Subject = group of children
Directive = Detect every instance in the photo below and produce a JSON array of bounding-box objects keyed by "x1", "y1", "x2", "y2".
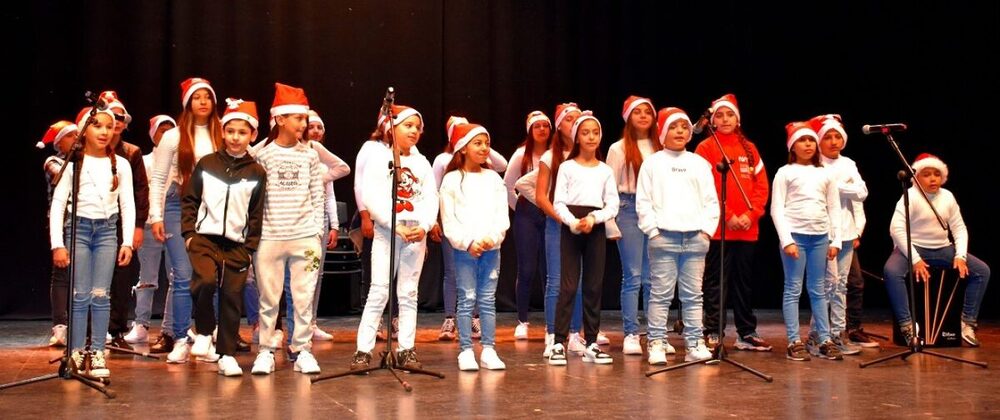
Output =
[{"x1": 43, "y1": 83, "x2": 990, "y2": 378}]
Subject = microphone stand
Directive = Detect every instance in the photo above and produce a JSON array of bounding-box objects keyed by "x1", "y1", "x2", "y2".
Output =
[
  {"x1": 1, "y1": 95, "x2": 116, "y2": 397},
  {"x1": 648, "y1": 109, "x2": 772, "y2": 382},
  {"x1": 859, "y1": 132, "x2": 985, "y2": 369},
  {"x1": 312, "y1": 89, "x2": 444, "y2": 391}
]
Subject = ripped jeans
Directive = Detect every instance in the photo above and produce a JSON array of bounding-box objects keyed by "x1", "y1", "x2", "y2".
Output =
[
  {"x1": 455, "y1": 248, "x2": 501, "y2": 351},
  {"x1": 66, "y1": 214, "x2": 120, "y2": 351}
]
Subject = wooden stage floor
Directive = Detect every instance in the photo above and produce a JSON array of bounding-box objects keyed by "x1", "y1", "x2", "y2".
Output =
[{"x1": 0, "y1": 311, "x2": 996, "y2": 419}]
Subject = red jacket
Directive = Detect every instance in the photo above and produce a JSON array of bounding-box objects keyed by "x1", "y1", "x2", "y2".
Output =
[{"x1": 694, "y1": 132, "x2": 769, "y2": 241}]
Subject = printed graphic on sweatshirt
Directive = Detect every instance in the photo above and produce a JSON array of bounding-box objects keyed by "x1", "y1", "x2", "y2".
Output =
[
  {"x1": 395, "y1": 167, "x2": 422, "y2": 213},
  {"x1": 275, "y1": 161, "x2": 301, "y2": 189}
]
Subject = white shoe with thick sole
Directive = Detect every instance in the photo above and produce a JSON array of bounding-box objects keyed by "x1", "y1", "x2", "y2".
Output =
[
  {"x1": 166, "y1": 337, "x2": 190, "y2": 364},
  {"x1": 647, "y1": 339, "x2": 668, "y2": 365},
  {"x1": 190, "y1": 334, "x2": 212, "y2": 357},
  {"x1": 293, "y1": 350, "x2": 321, "y2": 374},
  {"x1": 480, "y1": 347, "x2": 506, "y2": 370},
  {"x1": 623, "y1": 334, "x2": 643, "y2": 355},
  {"x1": 311, "y1": 325, "x2": 334, "y2": 341},
  {"x1": 218, "y1": 355, "x2": 243, "y2": 377},
  {"x1": 542, "y1": 333, "x2": 555, "y2": 358},
  {"x1": 567, "y1": 333, "x2": 587, "y2": 354},
  {"x1": 514, "y1": 322, "x2": 529, "y2": 340},
  {"x1": 123, "y1": 323, "x2": 149, "y2": 344},
  {"x1": 251, "y1": 351, "x2": 275, "y2": 375},
  {"x1": 458, "y1": 349, "x2": 479, "y2": 371}
]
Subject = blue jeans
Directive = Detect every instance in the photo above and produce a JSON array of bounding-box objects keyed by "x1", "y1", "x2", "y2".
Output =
[
  {"x1": 163, "y1": 184, "x2": 194, "y2": 338},
  {"x1": 441, "y1": 234, "x2": 457, "y2": 317},
  {"x1": 826, "y1": 240, "x2": 855, "y2": 335},
  {"x1": 544, "y1": 218, "x2": 582, "y2": 334},
  {"x1": 616, "y1": 193, "x2": 651, "y2": 336},
  {"x1": 884, "y1": 246, "x2": 991, "y2": 327},
  {"x1": 66, "y1": 215, "x2": 119, "y2": 351},
  {"x1": 646, "y1": 230, "x2": 709, "y2": 347},
  {"x1": 513, "y1": 198, "x2": 546, "y2": 322},
  {"x1": 780, "y1": 233, "x2": 831, "y2": 343},
  {"x1": 135, "y1": 223, "x2": 173, "y2": 328},
  {"x1": 245, "y1": 272, "x2": 259, "y2": 326},
  {"x1": 455, "y1": 249, "x2": 500, "y2": 350}
]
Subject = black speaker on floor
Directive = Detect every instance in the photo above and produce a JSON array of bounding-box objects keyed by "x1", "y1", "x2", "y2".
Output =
[{"x1": 318, "y1": 234, "x2": 363, "y2": 316}]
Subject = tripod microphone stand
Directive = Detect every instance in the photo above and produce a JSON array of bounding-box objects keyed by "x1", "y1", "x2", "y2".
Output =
[
  {"x1": 1, "y1": 92, "x2": 115, "y2": 398},
  {"x1": 312, "y1": 88, "x2": 444, "y2": 391},
  {"x1": 647, "y1": 108, "x2": 772, "y2": 382},
  {"x1": 859, "y1": 131, "x2": 985, "y2": 369}
]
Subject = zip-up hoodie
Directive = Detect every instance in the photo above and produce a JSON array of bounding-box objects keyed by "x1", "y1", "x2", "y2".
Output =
[{"x1": 181, "y1": 150, "x2": 267, "y2": 250}]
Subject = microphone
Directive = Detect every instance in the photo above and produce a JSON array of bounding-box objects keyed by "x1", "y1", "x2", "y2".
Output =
[
  {"x1": 380, "y1": 87, "x2": 395, "y2": 116},
  {"x1": 862, "y1": 123, "x2": 907, "y2": 135},
  {"x1": 85, "y1": 91, "x2": 108, "y2": 111},
  {"x1": 692, "y1": 108, "x2": 712, "y2": 134}
]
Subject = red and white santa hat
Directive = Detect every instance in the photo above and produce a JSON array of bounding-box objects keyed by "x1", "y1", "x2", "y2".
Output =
[
  {"x1": 554, "y1": 102, "x2": 581, "y2": 129},
  {"x1": 179, "y1": 77, "x2": 216, "y2": 108},
  {"x1": 147, "y1": 115, "x2": 177, "y2": 141},
  {"x1": 570, "y1": 111, "x2": 601, "y2": 143},
  {"x1": 912, "y1": 153, "x2": 949, "y2": 184},
  {"x1": 221, "y1": 98, "x2": 259, "y2": 131},
  {"x1": 450, "y1": 121, "x2": 489, "y2": 153},
  {"x1": 99, "y1": 90, "x2": 132, "y2": 124},
  {"x1": 37, "y1": 120, "x2": 78, "y2": 150},
  {"x1": 270, "y1": 83, "x2": 310, "y2": 116},
  {"x1": 785, "y1": 121, "x2": 818, "y2": 151},
  {"x1": 808, "y1": 114, "x2": 848, "y2": 149},
  {"x1": 621, "y1": 95, "x2": 654, "y2": 122},
  {"x1": 308, "y1": 110, "x2": 324, "y2": 128},
  {"x1": 710, "y1": 93, "x2": 741, "y2": 123},
  {"x1": 377, "y1": 104, "x2": 424, "y2": 133},
  {"x1": 446, "y1": 116, "x2": 469, "y2": 140},
  {"x1": 655, "y1": 107, "x2": 692, "y2": 145},
  {"x1": 75, "y1": 106, "x2": 116, "y2": 131},
  {"x1": 525, "y1": 111, "x2": 550, "y2": 134}
]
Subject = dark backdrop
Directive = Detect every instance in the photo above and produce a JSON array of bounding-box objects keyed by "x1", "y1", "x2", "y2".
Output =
[{"x1": 4, "y1": 1, "x2": 997, "y2": 320}]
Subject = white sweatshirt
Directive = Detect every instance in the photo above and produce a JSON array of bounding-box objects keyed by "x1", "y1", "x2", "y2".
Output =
[
  {"x1": 148, "y1": 125, "x2": 216, "y2": 223},
  {"x1": 502, "y1": 146, "x2": 543, "y2": 210},
  {"x1": 353, "y1": 140, "x2": 420, "y2": 213},
  {"x1": 635, "y1": 149, "x2": 720, "y2": 238},
  {"x1": 606, "y1": 138, "x2": 655, "y2": 194},
  {"x1": 439, "y1": 169, "x2": 510, "y2": 252},
  {"x1": 431, "y1": 149, "x2": 508, "y2": 189},
  {"x1": 821, "y1": 154, "x2": 868, "y2": 241},
  {"x1": 890, "y1": 187, "x2": 968, "y2": 263},
  {"x1": 50, "y1": 155, "x2": 136, "y2": 249},
  {"x1": 362, "y1": 147, "x2": 438, "y2": 233},
  {"x1": 770, "y1": 163, "x2": 843, "y2": 249},
  {"x1": 255, "y1": 141, "x2": 326, "y2": 241},
  {"x1": 553, "y1": 159, "x2": 619, "y2": 228}
]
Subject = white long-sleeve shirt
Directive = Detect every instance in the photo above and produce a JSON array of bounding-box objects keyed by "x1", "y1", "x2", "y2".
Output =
[
  {"x1": 353, "y1": 140, "x2": 420, "y2": 213},
  {"x1": 148, "y1": 125, "x2": 216, "y2": 223},
  {"x1": 503, "y1": 146, "x2": 543, "y2": 210},
  {"x1": 255, "y1": 141, "x2": 326, "y2": 240},
  {"x1": 50, "y1": 155, "x2": 136, "y2": 249},
  {"x1": 362, "y1": 148, "x2": 438, "y2": 233},
  {"x1": 770, "y1": 163, "x2": 843, "y2": 249},
  {"x1": 821, "y1": 155, "x2": 867, "y2": 241},
  {"x1": 553, "y1": 159, "x2": 619, "y2": 228},
  {"x1": 431, "y1": 149, "x2": 508, "y2": 189},
  {"x1": 439, "y1": 169, "x2": 510, "y2": 252},
  {"x1": 635, "y1": 149, "x2": 720, "y2": 238},
  {"x1": 890, "y1": 187, "x2": 967, "y2": 263},
  {"x1": 309, "y1": 140, "x2": 351, "y2": 183},
  {"x1": 606, "y1": 138, "x2": 655, "y2": 194}
]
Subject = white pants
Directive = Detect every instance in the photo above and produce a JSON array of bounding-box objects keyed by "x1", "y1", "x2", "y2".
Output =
[
  {"x1": 356, "y1": 224, "x2": 426, "y2": 353},
  {"x1": 255, "y1": 236, "x2": 321, "y2": 353}
]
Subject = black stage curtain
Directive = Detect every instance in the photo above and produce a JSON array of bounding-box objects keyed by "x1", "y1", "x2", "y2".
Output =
[{"x1": 4, "y1": 1, "x2": 997, "y2": 318}]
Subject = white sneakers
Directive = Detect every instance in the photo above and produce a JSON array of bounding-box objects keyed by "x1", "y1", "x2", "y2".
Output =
[
  {"x1": 596, "y1": 331, "x2": 610, "y2": 345},
  {"x1": 548, "y1": 343, "x2": 567, "y2": 366},
  {"x1": 191, "y1": 334, "x2": 213, "y2": 357},
  {"x1": 166, "y1": 337, "x2": 191, "y2": 364},
  {"x1": 293, "y1": 350, "x2": 321, "y2": 374},
  {"x1": 647, "y1": 339, "x2": 668, "y2": 365},
  {"x1": 567, "y1": 332, "x2": 587, "y2": 354},
  {"x1": 218, "y1": 355, "x2": 243, "y2": 377},
  {"x1": 623, "y1": 334, "x2": 643, "y2": 355},
  {"x1": 251, "y1": 351, "x2": 276, "y2": 375},
  {"x1": 582, "y1": 343, "x2": 613, "y2": 364},
  {"x1": 514, "y1": 322, "x2": 529, "y2": 340},
  {"x1": 458, "y1": 349, "x2": 479, "y2": 371},
  {"x1": 311, "y1": 325, "x2": 334, "y2": 341},
  {"x1": 49, "y1": 325, "x2": 67, "y2": 347},
  {"x1": 684, "y1": 340, "x2": 713, "y2": 362},
  {"x1": 123, "y1": 323, "x2": 149, "y2": 344},
  {"x1": 542, "y1": 333, "x2": 555, "y2": 358},
  {"x1": 480, "y1": 347, "x2": 506, "y2": 370}
]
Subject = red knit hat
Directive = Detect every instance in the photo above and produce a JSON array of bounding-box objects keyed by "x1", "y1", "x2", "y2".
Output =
[
  {"x1": 554, "y1": 102, "x2": 581, "y2": 129},
  {"x1": 179, "y1": 77, "x2": 216, "y2": 108},
  {"x1": 98, "y1": 90, "x2": 132, "y2": 124},
  {"x1": 270, "y1": 83, "x2": 310, "y2": 116},
  {"x1": 221, "y1": 98, "x2": 259, "y2": 131},
  {"x1": 148, "y1": 115, "x2": 177, "y2": 141},
  {"x1": 785, "y1": 121, "x2": 818, "y2": 151},
  {"x1": 570, "y1": 111, "x2": 601, "y2": 143},
  {"x1": 710, "y1": 93, "x2": 740, "y2": 123},
  {"x1": 809, "y1": 114, "x2": 848, "y2": 149},
  {"x1": 525, "y1": 110, "x2": 550, "y2": 134},
  {"x1": 37, "y1": 120, "x2": 78, "y2": 150},
  {"x1": 912, "y1": 153, "x2": 949, "y2": 184},
  {"x1": 377, "y1": 104, "x2": 423, "y2": 133},
  {"x1": 621, "y1": 96, "x2": 654, "y2": 122},
  {"x1": 655, "y1": 107, "x2": 692, "y2": 145},
  {"x1": 450, "y1": 122, "x2": 489, "y2": 153},
  {"x1": 445, "y1": 116, "x2": 469, "y2": 140}
]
